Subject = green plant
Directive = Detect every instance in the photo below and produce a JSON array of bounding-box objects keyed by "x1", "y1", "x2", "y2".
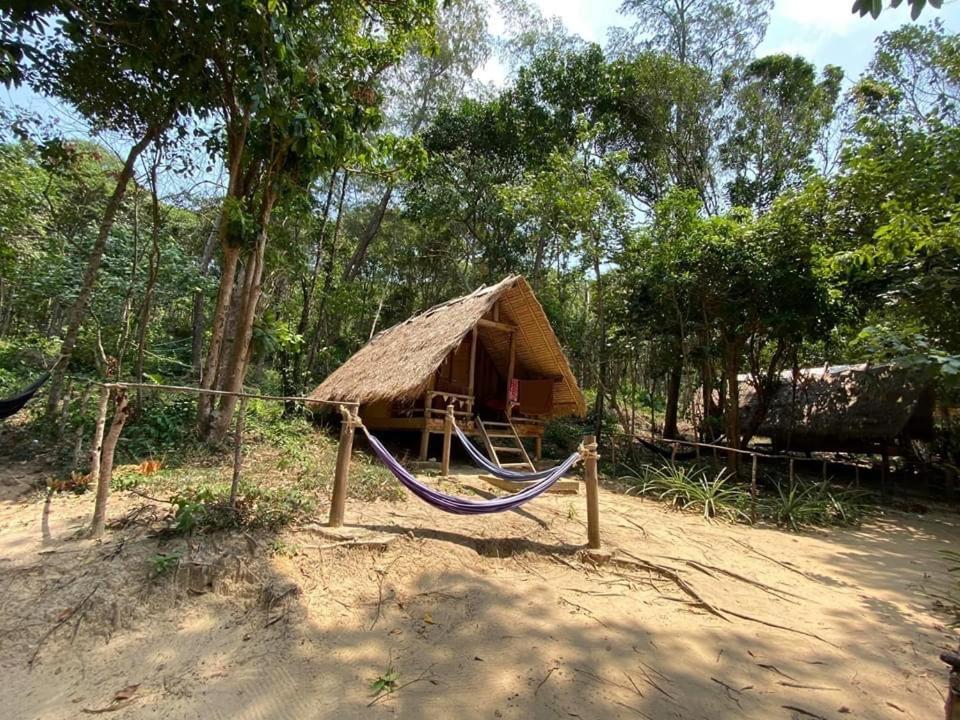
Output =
[
  {"x1": 370, "y1": 665, "x2": 400, "y2": 699},
  {"x1": 763, "y1": 480, "x2": 869, "y2": 530},
  {"x1": 628, "y1": 462, "x2": 749, "y2": 521},
  {"x1": 149, "y1": 552, "x2": 181, "y2": 576}
]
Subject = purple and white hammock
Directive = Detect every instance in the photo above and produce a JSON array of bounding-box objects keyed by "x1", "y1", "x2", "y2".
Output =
[
  {"x1": 453, "y1": 424, "x2": 558, "y2": 481},
  {"x1": 361, "y1": 426, "x2": 581, "y2": 515}
]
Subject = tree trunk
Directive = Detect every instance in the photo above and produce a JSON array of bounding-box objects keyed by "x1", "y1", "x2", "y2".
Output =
[
  {"x1": 663, "y1": 361, "x2": 682, "y2": 439},
  {"x1": 47, "y1": 127, "x2": 160, "y2": 416},
  {"x1": 341, "y1": 185, "x2": 392, "y2": 282},
  {"x1": 190, "y1": 222, "x2": 220, "y2": 379},
  {"x1": 90, "y1": 389, "x2": 130, "y2": 538},
  {"x1": 208, "y1": 186, "x2": 278, "y2": 442},
  {"x1": 592, "y1": 240, "x2": 606, "y2": 441},
  {"x1": 197, "y1": 243, "x2": 240, "y2": 434},
  {"x1": 133, "y1": 157, "x2": 163, "y2": 406},
  {"x1": 306, "y1": 171, "x2": 349, "y2": 376},
  {"x1": 290, "y1": 170, "x2": 338, "y2": 394},
  {"x1": 723, "y1": 339, "x2": 741, "y2": 474}
]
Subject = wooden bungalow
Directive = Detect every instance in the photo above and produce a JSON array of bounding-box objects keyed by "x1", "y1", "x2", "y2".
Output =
[
  {"x1": 738, "y1": 363, "x2": 937, "y2": 455},
  {"x1": 309, "y1": 276, "x2": 586, "y2": 470}
]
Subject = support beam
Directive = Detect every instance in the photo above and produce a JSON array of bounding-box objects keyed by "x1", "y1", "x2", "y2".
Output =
[
  {"x1": 505, "y1": 331, "x2": 516, "y2": 414},
  {"x1": 584, "y1": 434, "x2": 600, "y2": 549},
  {"x1": 477, "y1": 318, "x2": 516, "y2": 334},
  {"x1": 467, "y1": 326, "x2": 478, "y2": 399},
  {"x1": 329, "y1": 406, "x2": 356, "y2": 527}
]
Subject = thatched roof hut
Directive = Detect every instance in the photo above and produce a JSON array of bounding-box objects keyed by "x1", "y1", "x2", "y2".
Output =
[
  {"x1": 309, "y1": 276, "x2": 585, "y2": 418},
  {"x1": 740, "y1": 363, "x2": 936, "y2": 452}
]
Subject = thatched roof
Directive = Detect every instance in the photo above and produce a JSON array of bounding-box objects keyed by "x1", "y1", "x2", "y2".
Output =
[
  {"x1": 740, "y1": 363, "x2": 936, "y2": 448},
  {"x1": 309, "y1": 276, "x2": 586, "y2": 417}
]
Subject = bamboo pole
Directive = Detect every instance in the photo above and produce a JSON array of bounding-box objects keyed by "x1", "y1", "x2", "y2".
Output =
[
  {"x1": 584, "y1": 434, "x2": 600, "y2": 549},
  {"x1": 328, "y1": 406, "x2": 356, "y2": 527},
  {"x1": 441, "y1": 403, "x2": 454, "y2": 478},
  {"x1": 229, "y1": 394, "x2": 248, "y2": 508},
  {"x1": 97, "y1": 380, "x2": 356, "y2": 408},
  {"x1": 88, "y1": 385, "x2": 110, "y2": 487},
  {"x1": 750, "y1": 454, "x2": 758, "y2": 524}
]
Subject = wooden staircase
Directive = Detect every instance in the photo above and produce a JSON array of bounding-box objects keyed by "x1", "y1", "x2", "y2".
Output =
[{"x1": 475, "y1": 418, "x2": 536, "y2": 472}]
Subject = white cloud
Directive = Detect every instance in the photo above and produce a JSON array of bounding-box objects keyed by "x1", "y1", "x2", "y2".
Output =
[
  {"x1": 774, "y1": 0, "x2": 858, "y2": 34},
  {"x1": 530, "y1": 0, "x2": 598, "y2": 42}
]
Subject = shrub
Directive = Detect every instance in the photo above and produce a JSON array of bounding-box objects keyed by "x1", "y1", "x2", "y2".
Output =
[
  {"x1": 762, "y1": 480, "x2": 869, "y2": 530},
  {"x1": 625, "y1": 462, "x2": 749, "y2": 521}
]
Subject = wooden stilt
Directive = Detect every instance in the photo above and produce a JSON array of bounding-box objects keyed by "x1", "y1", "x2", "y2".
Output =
[
  {"x1": 789, "y1": 458, "x2": 795, "y2": 485},
  {"x1": 441, "y1": 403, "x2": 454, "y2": 478},
  {"x1": 584, "y1": 434, "x2": 600, "y2": 549},
  {"x1": 750, "y1": 454, "x2": 758, "y2": 524},
  {"x1": 229, "y1": 394, "x2": 248, "y2": 508},
  {"x1": 419, "y1": 427, "x2": 430, "y2": 461},
  {"x1": 328, "y1": 406, "x2": 356, "y2": 528},
  {"x1": 88, "y1": 385, "x2": 110, "y2": 487},
  {"x1": 534, "y1": 435, "x2": 542, "y2": 462},
  {"x1": 671, "y1": 443, "x2": 677, "y2": 462},
  {"x1": 822, "y1": 460, "x2": 827, "y2": 483}
]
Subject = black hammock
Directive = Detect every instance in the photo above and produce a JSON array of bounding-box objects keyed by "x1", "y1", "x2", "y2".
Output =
[
  {"x1": 633, "y1": 435, "x2": 700, "y2": 461},
  {"x1": 0, "y1": 373, "x2": 50, "y2": 420}
]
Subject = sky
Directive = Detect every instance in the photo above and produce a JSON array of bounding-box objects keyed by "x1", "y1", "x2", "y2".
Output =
[
  {"x1": 477, "y1": 0, "x2": 960, "y2": 87},
  {"x1": 3, "y1": 0, "x2": 957, "y2": 199}
]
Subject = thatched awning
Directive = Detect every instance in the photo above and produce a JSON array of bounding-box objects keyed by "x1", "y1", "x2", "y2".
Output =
[
  {"x1": 740, "y1": 363, "x2": 936, "y2": 447},
  {"x1": 308, "y1": 276, "x2": 586, "y2": 417}
]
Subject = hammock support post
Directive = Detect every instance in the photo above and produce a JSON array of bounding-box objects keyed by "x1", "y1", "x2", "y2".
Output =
[
  {"x1": 329, "y1": 406, "x2": 356, "y2": 527},
  {"x1": 583, "y1": 434, "x2": 600, "y2": 549},
  {"x1": 441, "y1": 403, "x2": 454, "y2": 478}
]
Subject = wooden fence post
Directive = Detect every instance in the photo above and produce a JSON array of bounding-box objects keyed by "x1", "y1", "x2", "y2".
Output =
[
  {"x1": 750, "y1": 453, "x2": 758, "y2": 524},
  {"x1": 229, "y1": 394, "x2": 248, "y2": 508},
  {"x1": 441, "y1": 403, "x2": 454, "y2": 478},
  {"x1": 328, "y1": 406, "x2": 356, "y2": 528},
  {"x1": 584, "y1": 434, "x2": 601, "y2": 550},
  {"x1": 91, "y1": 388, "x2": 129, "y2": 538},
  {"x1": 88, "y1": 385, "x2": 110, "y2": 487}
]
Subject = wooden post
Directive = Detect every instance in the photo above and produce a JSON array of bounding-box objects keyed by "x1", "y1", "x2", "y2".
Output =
[
  {"x1": 229, "y1": 394, "x2": 248, "y2": 508},
  {"x1": 328, "y1": 406, "x2": 356, "y2": 527},
  {"x1": 695, "y1": 443, "x2": 701, "y2": 461},
  {"x1": 789, "y1": 458, "x2": 795, "y2": 485},
  {"x1": 91, "y1": 388, "x2": 129, "y2": 538},
  {"x1": 750, "y1": 454, "x2": 758, "y2": 524},
  {"x1": 88, "y1": 385, "x2": 110, "y2": 487},
  {"x1": 441, "y1": 403, "x2": 454, "y2": 478},
  {"x1": 670, "y1": 443, "x2": 677, "y2": 462},
  {"x1": 584, "y1": 434, "x2": 601, "y2": 549},
  {"x1": 505, "y1": 331, "x2": 516, "y2": 414},
  {"x1": 822, "y1": 460, "x2": 827, "y2": 483},
  {"x1": 534, "y1": 435, "x2": 542, "y2": 461},
  {"x1": 855, "y1": 465, "x2": 861, "y2": 488},
  {"x1": 467, "y1": 326, "x2": 478, "y2": 399}
]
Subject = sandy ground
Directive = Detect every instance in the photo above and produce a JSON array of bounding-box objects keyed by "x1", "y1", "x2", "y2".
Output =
[{"x1": 1, "y1": 456, "x2": 958, "y2": 720}]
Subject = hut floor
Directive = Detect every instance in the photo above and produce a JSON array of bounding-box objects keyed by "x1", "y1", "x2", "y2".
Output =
[{"x1": 1, "y1": 459, "x2": 957, "y2": 720}]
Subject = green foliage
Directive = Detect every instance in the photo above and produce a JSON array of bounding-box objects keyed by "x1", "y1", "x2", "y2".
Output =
[
  {"x1": 626, "y1": 463, "x2": 749, "y2": 521},
  {"x1": 763, "y1": 480, "x2": 869, "y2": 530},
  {"x1": 370, "y1": 665, "x2": 400, "y2": 698},
  {"x1": 149, "y1": 552, "x2": 181, "y2": 577}
]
